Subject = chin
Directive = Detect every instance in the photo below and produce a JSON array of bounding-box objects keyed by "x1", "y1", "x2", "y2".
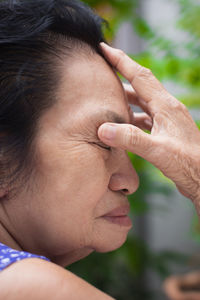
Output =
[
  {"x1": 96, "y1": 238, "x2": 127, "y2": 253},
  {"x1": 94, "y1": 230, "x2": 130, "y2": 253},
  {"x1": 91, "y1": 217, "x2": 132, "y2": 253}
]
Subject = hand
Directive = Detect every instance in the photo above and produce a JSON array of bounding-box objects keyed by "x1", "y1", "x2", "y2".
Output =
[
  {"x1": 98, "y1": 43, "x2": 200, "y2": 207},
  {"x1": 163, "y1": 272, "x2": 200, "y2": 300}
]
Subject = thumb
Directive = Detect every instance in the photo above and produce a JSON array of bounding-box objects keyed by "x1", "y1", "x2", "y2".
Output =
[{"x1": 98, "y1": 123, "x2": 156, "y2": 162}]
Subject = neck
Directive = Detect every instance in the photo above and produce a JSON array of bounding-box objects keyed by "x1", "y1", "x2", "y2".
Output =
[
  {"x1": 0, "y1": 196, "x2": 24, "y2": 251},
  {"x1": 0, "y1": 220, "x2": 22, "y2": 251}
]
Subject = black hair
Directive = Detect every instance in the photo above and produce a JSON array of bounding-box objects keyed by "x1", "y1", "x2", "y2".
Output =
[{"x1": 0, "y1": 0, "x2": 106, "y2": 197}]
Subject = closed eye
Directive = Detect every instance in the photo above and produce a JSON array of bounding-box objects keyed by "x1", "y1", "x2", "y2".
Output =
[
  {"x1": 90, "y1": 142, "x2": 111, "y2": 151},
  {"x1": 98, "y1": 143, "x2": 111, "y2": 151}
]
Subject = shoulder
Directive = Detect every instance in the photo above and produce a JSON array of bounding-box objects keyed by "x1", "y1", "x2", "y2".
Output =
[{"x1": 0, "y1": 258, "x2": 114, "y2": 300}]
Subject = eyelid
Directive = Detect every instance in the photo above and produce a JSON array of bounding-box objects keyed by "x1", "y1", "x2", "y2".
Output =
[
  {"x1": 90, "y1": 141, "x2": 111, "y2": 151},
  {"x1": 98, "y1": 143, "x2": 111, "y2": 151}
]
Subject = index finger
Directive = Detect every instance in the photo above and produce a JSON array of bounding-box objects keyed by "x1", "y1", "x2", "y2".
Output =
[{"x1": 100, "y1": 43, "x2": 171, "y2": 115}]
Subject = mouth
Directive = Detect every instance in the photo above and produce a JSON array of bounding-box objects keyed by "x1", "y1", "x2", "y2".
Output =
[{"x1": 102, "y1": 204, "x2": 132, "y2": 227}]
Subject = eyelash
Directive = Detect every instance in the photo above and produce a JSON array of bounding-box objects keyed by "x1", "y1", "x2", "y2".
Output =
[
  {"x1": 91, "y1": 142, "x2": 111, "y2": 151},
  {"x1": 98, "y1": 143, "x2": 111, "y2": 151}
]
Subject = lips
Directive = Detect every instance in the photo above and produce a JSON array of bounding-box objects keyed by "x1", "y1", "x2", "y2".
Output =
[
  {"x1": 102, "y1": 204, "x2": 132, "y2": 227},
  {"x1": 102, "y1": 204, "x2": 130, "y2": 217}
]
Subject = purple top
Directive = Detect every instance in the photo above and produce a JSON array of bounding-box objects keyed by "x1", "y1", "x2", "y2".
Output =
[{"x1": 0, "y1": 242, "x2": 50, "y2": 271}]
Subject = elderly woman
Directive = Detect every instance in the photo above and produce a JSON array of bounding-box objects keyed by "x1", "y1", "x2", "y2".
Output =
[{"x1": 0, "y1": 0, "x2": 200, "y2": 299}]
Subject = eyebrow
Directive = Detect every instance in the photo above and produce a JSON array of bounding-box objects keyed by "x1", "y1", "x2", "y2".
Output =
[{"x1": 91, "y1": 110, "x2": 128, "y2": 125}]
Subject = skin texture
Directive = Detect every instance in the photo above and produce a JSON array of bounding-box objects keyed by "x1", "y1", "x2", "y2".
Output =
[
  {"x1": 0, "y1": 258, "x2": 114, "y2": 300},
  {"x1": 0, "y1": 44, "x2": 199, "y2": 299},
  {"x1": 98, "y1": 43, "x2": 200, "y2": 214},
  {"x1": 0, "y1": 51, "x2": 138, "y2": 299},
  {"x1": 0, "y1": 52, "x2": 139, "y2": 268}
]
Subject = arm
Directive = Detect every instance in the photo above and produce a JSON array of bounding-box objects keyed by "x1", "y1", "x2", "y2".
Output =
[
  {"x1": 98, "y1": 43, "x2": 200, "y2": 213},
  {"x1": 0, "y1": 258, "x2": 115, "y2": 300}
]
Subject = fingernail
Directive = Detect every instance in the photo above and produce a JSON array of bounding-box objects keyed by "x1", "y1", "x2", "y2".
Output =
[
  {"x1": 100, "y1": 124, "x2": 117, "y2": 140},
  {"x1": 99, "y1": 42, "x2": 111, "y2": 49},
  {"x1": 100, "y1": 42, "x2": 107, "y2": 47}
]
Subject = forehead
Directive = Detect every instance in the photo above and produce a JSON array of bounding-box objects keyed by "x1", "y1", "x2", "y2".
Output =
[{"x1": 57, "y1": 53, "x2": 130, "y2": 123}]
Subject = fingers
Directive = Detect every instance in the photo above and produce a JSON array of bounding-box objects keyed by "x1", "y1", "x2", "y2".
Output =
[
  {"x1": 100, "y1": 42, "x2": 172, "y2": 115},
  {"x1": 133, "y1": 112, "x2": 153, "y2": 131},
  {"x1": 163, "y1": 277, "x2": 184, "y2": 300},
  {"x1": 164, "y1": 275, "x2": 200, "y2": 300},
  {"x1": 123, "y1": 83, "x2": 150, "y2": 115},
  {"x1": 98, "y1": 123, "x2": 156, "y2": 163},
  {"x1": 123, "y1": 84, "x2": 138, "y2": 105},
  {"x1": 179, "y1": 272, "x2": 200, "y2": 286}
]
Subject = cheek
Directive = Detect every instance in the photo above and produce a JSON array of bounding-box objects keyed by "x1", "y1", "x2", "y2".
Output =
[
  {"x1": 35, "y1": 140, "x2": 111, "y2": 221},
  {"x1": 29, "y1": 140, "x2": 112, "y2": 253},
  {"x1": 68, "y1": 148, "x2": 111, "y2": 217}
]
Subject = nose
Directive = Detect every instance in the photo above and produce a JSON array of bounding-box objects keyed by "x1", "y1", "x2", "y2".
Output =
[{"x1": 108, "y1": 151, "x2": 139, "y2": 195}]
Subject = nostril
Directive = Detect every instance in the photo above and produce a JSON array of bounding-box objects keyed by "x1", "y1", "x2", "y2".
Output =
[{"x1": 122, "y1": 189, "x2": 128, "y2": 194}]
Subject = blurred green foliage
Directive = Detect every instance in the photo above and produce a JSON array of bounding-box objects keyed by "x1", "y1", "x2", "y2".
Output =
[{"x1": 68, "y1": 0, "x2": 200, "y2": 299}]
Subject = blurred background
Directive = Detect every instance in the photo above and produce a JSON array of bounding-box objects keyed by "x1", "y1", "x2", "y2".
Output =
[{"x1": 68, "y1": 0, "x2": 200, "y2": 299}]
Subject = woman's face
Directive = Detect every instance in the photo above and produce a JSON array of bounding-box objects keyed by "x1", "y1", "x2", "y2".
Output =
[{"x1": 8, "y1": 52, "x2": 139, "y2": 265}]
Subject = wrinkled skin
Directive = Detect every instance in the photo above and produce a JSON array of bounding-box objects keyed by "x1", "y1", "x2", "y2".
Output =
[
  {"x1": 0, "y1": 52, "x2": 139, "y2": 266},
  {"x1": 98, "y1": 43, "x2": 200, "y2": 213}
]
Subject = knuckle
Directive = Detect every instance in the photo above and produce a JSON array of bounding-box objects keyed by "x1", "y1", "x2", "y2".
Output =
[
  {"x1": 180, "y1": 102, "x2": 188, "y2": 112},
  {"x1": 117, "y1": 49, "x2": 125, "y2": 58},
  {"x1": 168, "y1": 96, "x2": 185, "y2": 110},
  {"x1": 116, "y1": 49, "x2": 126, "y2": 68},
  {"x1": 117, "y1": 49, "x2": 125, "y2": 65},
  {"x1": 137, "y1": 66, "x2": 153, "y2": 78},
  {"x1": 124, "y1": 125, "x2": 138, "y2": 147}
]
